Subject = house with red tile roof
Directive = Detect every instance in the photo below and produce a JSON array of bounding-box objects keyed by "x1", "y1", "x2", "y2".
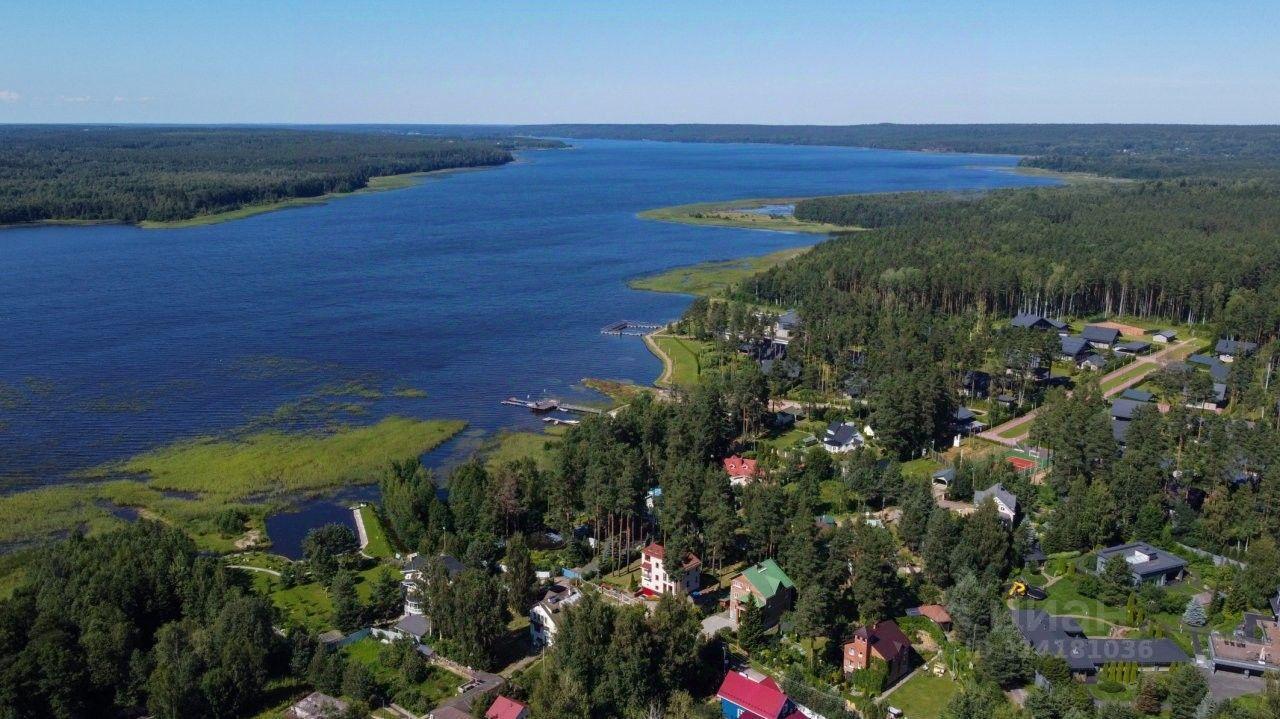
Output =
[
  {"x1": 640, "y1": 542, "x2": 701, "y2": 596},
  {"x1": 485, "y1": 696, "x2": 528, "y2": 719},
  {"x1": 716, "y1": 671, "x2": 805, "y2": 719},
  {"x1": 842, "y1": 619, "x2": 914, "y2": 686},
  {"x1": 723, "y1": 456, "x2": 760, "y2": 486}
]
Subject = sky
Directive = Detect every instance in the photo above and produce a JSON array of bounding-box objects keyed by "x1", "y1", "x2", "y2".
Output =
[{"x1": 2, "y1": 1, "x2": 1277, "y2": 125}]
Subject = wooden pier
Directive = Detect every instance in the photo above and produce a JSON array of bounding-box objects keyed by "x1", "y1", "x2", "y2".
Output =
[
  {"x1": 502, "y1": 397, "x2": 604, "y2": 415},
  {"x1": 600, "y1": 320, "x2": 664, "y2": 336}
]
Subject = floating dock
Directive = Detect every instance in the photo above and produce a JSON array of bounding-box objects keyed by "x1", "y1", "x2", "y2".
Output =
[
  {"x1": 502, "y1": 396, "x2": 604, "y2": 415},
  {"x1": 601, "y1": 320, "x2": 664, "y2": 336}
]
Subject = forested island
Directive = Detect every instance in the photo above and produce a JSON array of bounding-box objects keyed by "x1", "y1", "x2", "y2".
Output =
[
  {"x1": 0, "y1": 127, "x2": 560, "y2": 226},
  {"x1": 6, "y1": 124, "x2": 1280, "y2": 719}
]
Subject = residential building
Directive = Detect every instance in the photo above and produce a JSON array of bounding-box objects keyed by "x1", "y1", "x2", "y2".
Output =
[
  {"x1": 1209, "y1": 612, "x2": 1280, "y2": 675},
  {"x1": 1011, "y1": 313, "x2": 1068, "y2": 332},
  {"x1": 286, "y1": 692, "x2": 349, "y2": 719},
  {"x1": 1012, "y1": 609, "x2": 1188, "y2": 676},
  {"x1": 1116, "y1": 340, "x2": 1151, "y2": 355},
  {"x1": 931, "y1": 467, "x2": 956, "y2": 487},
  {"x1": 772, "y1": 310, "x2": 801, "y2": 344},
  {"x1": 1110, "y1": 398, "x2": 1152, "y2": 422},
  {"x1": 952, "y1": 407, "x2": 985, "y2": 436},
  {"x1": 959, "y1": 370, "x2": 991, "y2": 398},
  {"x1": 842, "y1": 619, "x2": 914, "y2": 686},
  {"x1": 1152, "y1": 329, "x2": 1177, "y2": 344},
  {"x1": 729, "y1": 559, "x2": 796, "y2": 628},
  {"x1": 724, "y1": 455, "x2": 760, "y2": 487},
  {"x1": 1120, "y1": 388, "x2": 1154, "y2": 402},
  {"x1": 529, "y1": 583, "x2": 583, "y2": 648},
  {"x1": 486, "y1": 696, "x2": 529, "y2": 719},
  {"x1": 1082, "y1": 325, "x2": 1121, "y2": 348},
  {"x1": 1095, "y1": 542, "x2": 1187, "y2": 585},
  {"x1": 640, "y1": 543, "x2": 701, "y2": 596},
  {"x1": 1216, "y1": 339, "x2": 1259, "y2": 362},
  {"x1": 1078, "y1": 353, "x2": 1107, "y2": 371},
  {"x1": 822, "y1": 420, "x2": 864, "y2": 454},
  {"x1": 906, "y1": 604, "x2": 953, "y2": 631},
  {"x1": 1059, "y1": 335, "x2": 1089, "y2": 361},
  {"x1": 716, "y1": 671, "x2": 804, "y2": 719},
  {"x1": 973, "y1": 483, "x2": 1018, "y2": 524}
]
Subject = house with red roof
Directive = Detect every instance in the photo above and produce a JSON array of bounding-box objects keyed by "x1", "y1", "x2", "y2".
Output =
[
  {"x1": 723, "y1": 456, "x2": 760, "y2": 487},
  {"x1": 842, "y1": 619, "x2": 914, "y2": 686},
  {"x1": 716, "y1": 671, "x2": 805, "y2": 719},
  {"x1": 640, "y1": 542, "x2": 701, "y2": 596},
  {"x1": 485, "y1": 696, "x2": 528, "y2": 719}
]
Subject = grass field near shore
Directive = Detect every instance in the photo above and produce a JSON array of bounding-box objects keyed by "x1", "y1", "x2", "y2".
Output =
[
  {"x1": 630, "y1": 246, "x2": 810, "y2": 296},
  {"x1": 650, "y1": 335, "x2": 711, "y2": 387},
  {"x1": 0, "y1": 416, "x2": 465, "y2": 551},
  {"x1": 638, "y1": 197, "x2": 855, "y2": 233}
]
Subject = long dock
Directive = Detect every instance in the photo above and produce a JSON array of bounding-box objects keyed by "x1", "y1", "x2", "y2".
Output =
[
  {"x1": 601, "y1": 320, "x2": 665, "y2": 336},
  {"x1": 502, "y1": 396, "x2": 604, "y2": 415}
]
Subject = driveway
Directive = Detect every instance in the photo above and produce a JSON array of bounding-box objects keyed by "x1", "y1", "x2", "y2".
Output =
[
  {"x1": 701, "y1": 611, "x2": 735, "y2": 639},
  {"x1": 1204, "y1": 667, "x2": 1266, "y2": 702}
]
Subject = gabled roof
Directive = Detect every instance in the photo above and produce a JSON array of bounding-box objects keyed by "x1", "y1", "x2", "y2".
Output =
[
  {"x1": 1188, "y1": 353, "x2": 1215, "y2": 366},
  {"x1": 1216, "y1": 339, "x2": 1258, "y2": 356},
  {"x1": 724, "y1": 456, "x2": 760, "y2": 478},
  {"x1": 954, "y1": 407, "x2": 978, "y2": 423},
  {"x1": 1011, "y1": 313, "x2": 1067, "y2": 331},
  {"x1": 396, "y1": 613, "x2": 429, "y2": 638},
  {"x1": 1120, "y1": 388, "x2": 1154, "y2": 402},
  {"x1": 741, "y1": 559, "x2": 795, "y2": 601},
  {"x1": 1112, "y1": 418, "x2": 1131, "y2": 445},
  {"x1": 777, "y1": 309, "x2": 800, "y2": 329},
  {"x1": 641, "y1": 543, "x2": 700, "y2": 569},
  {"x1": 486, "y1": 696, "x2": 528, "y2": 719},
  {"x1": 1060, "y1": 335, "x2": 1089, "y2": 357},
  {"x1": 1012, "y1": 609, "x2": 1187, "y2": 671},
  {"x1": 1080, "y1": 353, "x2": 1107, "y2": 368},
  {"x1": 824, "y1": 421, "x2": 863, "y2": 448},
  {"x1": 907, "y1": 604, "x2": 952, "y2": 626},
  {"x1": 1117, "y1": 341, "x2": 1151, "y2": 353},
  {"x1": 1210, "y1": 361, "x2": 1230, "y2": 383},
  {"x1": 1153, "y1": 329, "x2": 1177, "y2": 339},
  {"x1": 974, "y1": 483, "x2": 1018, "y2": 513},
  {"x1": 1110, "y1": 398, "x2": 1148, "y2": 421},
  {"x1": 1082, "y1": 325, "x2": 1120, "y2": 344},
  {"x1": 717, "y1": 672, "x2": 790, "y2": 719},
  {"x1": 850, "y1": 619, "x2": 913, "y2": 661}
]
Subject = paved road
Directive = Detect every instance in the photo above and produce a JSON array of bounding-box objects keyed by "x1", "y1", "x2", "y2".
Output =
[{"x1": 978, "y1": 338, "x2": 1196, "y2": 447}]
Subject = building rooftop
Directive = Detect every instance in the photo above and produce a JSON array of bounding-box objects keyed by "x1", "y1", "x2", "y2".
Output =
[
  {"x1": 1082, "y1": 325, "x2": 1120, "y2": 344},
  {"x1": 824, "y1": 420, "x2": 863, "y2": 448},
  {"x1": 1216, "y1": 339, "x2": 1259, "y2": 356},
  {"x1": 974, "y1": 483, "x2": 1018, "y2": 513},
  {"x1": 741, "y1": 559, "x2": 795, "y2": 601},
  {"x1": 1061, "y1": 335, "x2": 1089, "y2": 357},
  {"x1": 1120, "y1": 388, "x2": 1154, "y2": 402},
  {"x1": 1012, "y1": 609, "x2": 1188, "y2": 671},
  {"x1": 1097, "y1": 542, "x2": 1187, "y2": 577},
  {"x1": 486, "y1": 696, "x2": 528, "y2": 719}
]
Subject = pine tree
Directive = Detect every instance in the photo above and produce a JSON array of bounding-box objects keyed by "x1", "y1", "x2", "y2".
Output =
[
  {"x1": 736, "y1": 596, "x2": 764, "y2": 650},
  {"x1": 330, "y1": 571, "x2": 363, "y2": 633},
  {"x1": 1182, "y1": 597, "x2": 1207, "y2": 627}
]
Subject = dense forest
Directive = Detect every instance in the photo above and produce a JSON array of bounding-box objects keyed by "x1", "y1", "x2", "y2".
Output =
[
  {"x1": 0, "y1": 127, "x2": 558, "y2": 225},
  {"x1": 517, "y1": 123, "x2": 1280, "y2": 178},
  {"x1": 761, "y1": 182, "x2": 1280, "y2": 332}
]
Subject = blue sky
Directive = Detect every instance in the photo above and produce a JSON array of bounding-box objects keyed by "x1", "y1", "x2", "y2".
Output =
[{"x1": 2, "y1": 1, "x2": 1276, "y2": 124}]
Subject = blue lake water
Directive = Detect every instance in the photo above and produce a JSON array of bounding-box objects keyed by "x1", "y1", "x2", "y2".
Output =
[{"x1": 0, "y1": 139, "x2": 1055, "y2": 520}]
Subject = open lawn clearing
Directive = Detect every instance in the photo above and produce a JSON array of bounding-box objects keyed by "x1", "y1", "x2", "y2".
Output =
[
  {"x1": 344, "y1": 637, "x2": 462, "y2": 713},
  {"x1": 254, "y1": 564, "x2": 399, "y2": 633},
  {"x1": 1101, "y1": 362, "x2": 1157, "y2": 392},
  {"x1": 886, "y1": 670, "x2": 960, "y2": 719},
  {"x1": 630, "y1": 247, "x2": 811, "y2": 296},
  {"x1": 484, "y1": 430, "x2": 561, "y2": 472},
  {"x1": 359, "y1": 505, "x2": 395, "y2": 558},
  {"x1": 650, "y1": 335, "x2": 712, "y2": 387}
]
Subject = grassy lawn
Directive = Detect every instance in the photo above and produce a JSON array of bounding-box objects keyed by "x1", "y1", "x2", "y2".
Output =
[
  {"x1": 1101, "y1": 362, "x2": 1157, "y2": 393},
  {"x1": 638, "y1": 198, "x2": 854, "y2": 234},
  {"x1": 901, "y1": 457, "x2": 942, "y2": 480},
  {"x1": 359, "y1": 505, "x2": 395, "y2": 558},
  {"x1": 630, "y1": 247, "x2": 811, "y2": 296},
  {"x1": 257, "y1": 565, "x2": 399, "y2": 633},
  {"x1": 602, "y1": 561, "x2": 642, "y2": 591},
  {"x1": 651, "y1": 335, "x2": 712, "y2": 387},
  {"x1": 344, "y1": 638, "x2": 463, "y2": 713},
  {"x1": 887, "y1": 671, "x2": 961, "y2": 718},
  {"x1": 997, "y1": 421, "x2": 1031, "y2": 439},
  {"x1": 484, "y1": 430, "x2": 562, "y2": 472},
  {"x1": 1015, "y1": 571, "x2": 1131, "y2": 626}
]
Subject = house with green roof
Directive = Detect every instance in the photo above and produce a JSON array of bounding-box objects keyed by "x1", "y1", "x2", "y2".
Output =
[{"x1": 729, "y1": 559, "x2": 796, "y2": 629}]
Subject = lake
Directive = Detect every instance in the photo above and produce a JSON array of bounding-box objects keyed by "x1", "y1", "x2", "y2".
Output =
[{"x1": 0, "y1": 139, "x2": 1055, "y2": 540}]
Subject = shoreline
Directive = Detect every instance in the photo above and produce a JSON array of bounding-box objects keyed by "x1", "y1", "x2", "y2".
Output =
[{"x1": 638, "y1": 196, "x2": 856, "y2": 234}]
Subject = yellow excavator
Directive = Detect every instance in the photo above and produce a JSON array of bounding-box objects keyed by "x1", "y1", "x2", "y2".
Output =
[{"x1": 1007, "y1": 579, "x2": 1048, "y2": 601}]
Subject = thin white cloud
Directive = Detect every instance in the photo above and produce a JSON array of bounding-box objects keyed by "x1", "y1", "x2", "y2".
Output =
[
  {"x1": 113, "y1": 95, "x2": 126, "y2": 103},
  {"x1": 60, "y1": 95, "x2": 92, "y2": 103},
  {"x1": 0, "y1": 90, "x2": 19, "y2": 103}
]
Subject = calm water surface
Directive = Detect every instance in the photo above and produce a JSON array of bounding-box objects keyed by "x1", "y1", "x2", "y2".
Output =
[{"x1": 0, "y1": 140, "x2": 1055, "y2": 509}]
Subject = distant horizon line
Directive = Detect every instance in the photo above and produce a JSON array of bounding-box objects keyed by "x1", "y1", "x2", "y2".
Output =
[{"x1": 3, "y1": 121, "x2": 1280, "y2": 128}]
